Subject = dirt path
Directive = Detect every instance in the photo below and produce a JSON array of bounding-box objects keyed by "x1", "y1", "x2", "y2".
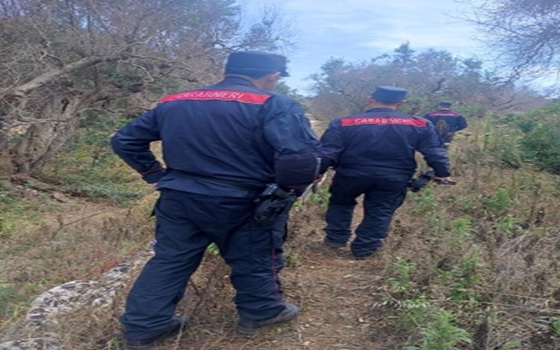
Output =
[
  {"x1": 281, "y1": 240, "x2": 387, "y2": 350},
  {"x1": 149, "y1": 205, "x2": 393, "y2": 350}
]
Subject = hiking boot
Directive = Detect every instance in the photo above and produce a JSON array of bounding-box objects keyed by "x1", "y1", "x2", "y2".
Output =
[
  {"x1": 236, "y1": 303, "x2": 299, "y2": 336},
  {"x1": 351, "y1": 248, "x2": 381, "y2": 260},
  {"x1": 352, "y1": 253, "x2": 373, "y2": 260},
  {"x1": 323, "y1": 237, "x2": 346, "y2": 249},
  {"x1": 351, "y1": 240, "x2": 382, "y2": 260},
  {"x1": 124, "y1": 316, "x2": 186, "y2": 350}
]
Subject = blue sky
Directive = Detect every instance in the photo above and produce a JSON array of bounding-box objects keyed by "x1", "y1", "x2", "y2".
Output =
[{"x1": 240, "y1": 0, "x2": 485, "y2": 94}]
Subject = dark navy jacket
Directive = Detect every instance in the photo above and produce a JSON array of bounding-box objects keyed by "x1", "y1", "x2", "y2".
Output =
[
  {"x1": 111, "y1": 76, "x2": 319, "y2": 198},
  {"x1": 422, "y1": 109, "x2": 467, "y2": 144},
  {"x1": 319, "y1": 108, "x2": 450, "y2": 178}
]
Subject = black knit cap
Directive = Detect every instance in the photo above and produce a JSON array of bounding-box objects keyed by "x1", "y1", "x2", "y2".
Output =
[
  {"x1": 371, "y1": 86, "x2": 407, "y2": 103},
  {"x1": 225, "y1": 51, "x2": 289, "y2": 78}
]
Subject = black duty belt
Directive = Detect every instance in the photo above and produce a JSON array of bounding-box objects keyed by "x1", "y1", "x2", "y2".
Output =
[
  {"x1": 167, "y1": 169, "x2": 265, "y2": 192},
  {"x1": 345, "y1": 165, "x2": 413, "y2": 175}
]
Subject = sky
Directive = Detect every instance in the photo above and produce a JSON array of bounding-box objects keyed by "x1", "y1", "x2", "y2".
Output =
[{"x1": 239, "y1": 0, "x2": 485, "y2": 94}]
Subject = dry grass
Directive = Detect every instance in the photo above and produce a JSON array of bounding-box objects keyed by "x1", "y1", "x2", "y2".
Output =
[
  {"x1": 0, "y1": 187, "x2": 157, "y2": 334},
  {"x1": 1, "y1": 119, "x2": 560, "y2": 349}
]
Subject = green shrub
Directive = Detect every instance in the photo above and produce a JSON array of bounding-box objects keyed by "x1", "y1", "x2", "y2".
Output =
[
  {"x1": 0, "y1": 282, "x2": 18, "y2": 317},
  {"x1": 496, "y1": 103, "x2": 560, "y2": 174},
  {"x1": 43, "y1": 114, "x2": 149, "y2": 205},
  {"x1": 410, "y1": 188, "x2": 438, "y2": 214},
  {"x1": 483, "y1": 188, "x2": 514, "y2": 214},
  {"x1": 520, "y1": 122, "x2": 560, "y2": 174},
  {"x1": 405, "y1": 309, "x2": 472, "y2": 350},
  {"x1": 482, "y1": 116, "x2": 524, "y2": 168}
]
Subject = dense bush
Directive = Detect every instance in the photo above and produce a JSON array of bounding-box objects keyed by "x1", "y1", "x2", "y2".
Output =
[
  {"x1": 520, "y1": 121, "x2": 560, "y2": 174},
  {"x1": 42, "y1": 114, "x2": 149, "y2": 205},
  {"x1": 494, "y1": 103, "x2": 560, "y2": 173}
]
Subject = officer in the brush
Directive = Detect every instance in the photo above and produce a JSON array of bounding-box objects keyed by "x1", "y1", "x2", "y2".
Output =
[
  {"x1": 112, "y1": 51, "x2": 320, "y2": 349},
  {"x1": 422, "y1": 101, "x2": 467, "y2": 147},
  {"x1": 318, "y1": 86, "x2": 452, "y2": 259}
]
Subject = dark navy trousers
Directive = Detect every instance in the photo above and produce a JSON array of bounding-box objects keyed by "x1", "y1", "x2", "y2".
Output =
[
  {"x1": 324, "y1": 173, "x2": 409, "y2": 257},
  {"x1": 121, "y1": 189, "x2": 287, "y2": 340}
]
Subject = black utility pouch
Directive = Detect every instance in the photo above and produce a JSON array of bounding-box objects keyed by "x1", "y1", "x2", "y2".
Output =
[
  {"x1": 254, "y1": 184, "x2": 297, "y2": 224},
  {"x1": 408, "y1": 171, "x2": 435, "y2": 192}
]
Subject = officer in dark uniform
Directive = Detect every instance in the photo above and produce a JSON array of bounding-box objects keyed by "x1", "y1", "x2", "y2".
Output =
[
  {"x1": 111, "y1": 51, "x2": 320, "y2": 349},
  {"x1": 422, "y1": 101, "x2": 467, "y2": 147},
  {"x1": 318, "y1": 86, "x2": 452, "y2": 259}
]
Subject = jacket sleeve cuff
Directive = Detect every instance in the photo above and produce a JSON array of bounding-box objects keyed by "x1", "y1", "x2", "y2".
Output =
[
  {"x1": 433, "y1": 168, "x2": 450, "y2": 177},
  {"x1": 142, "y1": 168, "x2": 166, "y2": 184}
]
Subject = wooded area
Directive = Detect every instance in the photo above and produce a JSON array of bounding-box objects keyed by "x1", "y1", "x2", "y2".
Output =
[
  {"x1": 0, "y1": 0, "x2": 291, "y2": 178},
  {"x1": 0, "y1": 0, "x2": 558, "y2": 177}
]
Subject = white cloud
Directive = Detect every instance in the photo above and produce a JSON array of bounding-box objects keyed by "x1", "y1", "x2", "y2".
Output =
[{"x1": 241, "y1": 0, "x2": 484, "y2": 92}]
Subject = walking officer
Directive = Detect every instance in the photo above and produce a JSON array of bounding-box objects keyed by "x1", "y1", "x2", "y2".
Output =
[
  {"x1": 318, "y1": 86, "x2": 452, "y2": 259},
  {"x1": 422, "y1": 101, "x2": 468, "y2": 147},
  {"x1": 111, "y1": 51, "x2": 320, "y2": 349}
]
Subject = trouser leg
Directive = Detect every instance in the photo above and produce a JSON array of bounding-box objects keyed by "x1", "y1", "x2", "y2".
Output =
[
  {"x1": 324, "y1": 202, "x2": 356, "y2": 244},
  {"x1": 120, "y1": 190, "x2": 208, "y2": 340},
  {"x1": 219, "y1": 215, "x2": 288, "y2": 321},
  {"x1": 323, "y1": 175, "x2": 357, "y2": 245},
  {"x1": 351, "y1": 186, "x2": 406, "y2": 257}
]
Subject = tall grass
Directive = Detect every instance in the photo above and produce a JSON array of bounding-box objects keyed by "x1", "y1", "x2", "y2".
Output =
[
  {"x1": 375, "y1": 116, "x2": 560, "y2": 349},
  {"x1": 1, "y1": 111, "x2": 560, "y2": 349}
]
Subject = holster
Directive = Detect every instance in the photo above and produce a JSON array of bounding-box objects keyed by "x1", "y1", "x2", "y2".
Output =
[{"x1": 253, "y1": 184, "x2": 297, "y2": 225}]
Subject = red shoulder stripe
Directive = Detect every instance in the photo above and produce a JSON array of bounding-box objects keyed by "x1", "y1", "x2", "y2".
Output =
[
  {"x1": 340, "y1": 117, "x2": 428, "y2": 127},
  {"x1": 160, "y1": 90, "x2": 271, "y2": 104}
]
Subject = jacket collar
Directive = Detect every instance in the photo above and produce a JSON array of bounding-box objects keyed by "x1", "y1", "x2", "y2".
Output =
[
  {"x1": 218, "y1": 76, "x2": 258, "y2": 88},
  {"x1": 365, "y1": 107, "x2": 398, "y2": 113}
]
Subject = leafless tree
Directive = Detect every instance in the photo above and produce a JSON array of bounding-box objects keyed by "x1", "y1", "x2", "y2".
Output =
[
  {"x1": 467, "y1": 0, "x2": 560, "y2": 84},
  {"x1": 0, "y1": 0, "x2": 294, "y2": 178}
]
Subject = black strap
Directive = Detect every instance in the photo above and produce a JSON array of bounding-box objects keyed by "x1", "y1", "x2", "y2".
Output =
[
  {"x1": 343, "y1": 165, "x2": 413, "y2": 175},
  {"x1": 167, "y1": 169, "x2": 265, "y2": 192}
]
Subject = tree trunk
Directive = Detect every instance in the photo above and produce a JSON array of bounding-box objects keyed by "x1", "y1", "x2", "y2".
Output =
[
  {"x1": 0, "y1": 100, "x2": 19, "y2": 179},
  {"x1": 11, "y1": 96, "x2": 82, "y2": 175},
  {"x1": 0, "y1": 148, "x2": 12, "y2": 180}
]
